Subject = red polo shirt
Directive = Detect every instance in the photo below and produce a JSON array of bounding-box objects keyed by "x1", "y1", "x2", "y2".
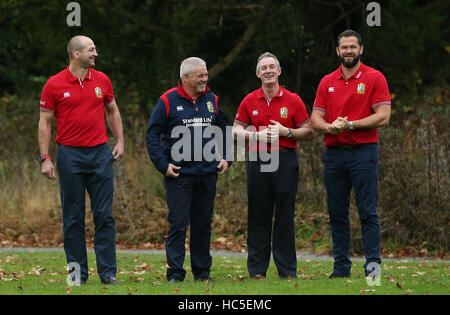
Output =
[
  {"x1": 40, "y1": 67, "x2": 115, "y2": 147},
  {"x1": 313, "y1": 63, "x2": 391, "y2": 146},
  {"x1": 234, "y1": 86, "x2": 310, "y2": 151}
]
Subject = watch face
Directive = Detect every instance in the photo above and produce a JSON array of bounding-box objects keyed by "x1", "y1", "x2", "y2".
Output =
[{"x1": 287, "y1": 130, "x2": 292, "y2": 137}]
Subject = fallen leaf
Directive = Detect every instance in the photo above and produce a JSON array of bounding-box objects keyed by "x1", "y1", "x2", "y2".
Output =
[
  {"x1": 216, "y1": 237, "x2": 227, "y2": 244},
  {"x1": 129, "y1": 276, "x2": 145, "y2": 282},
  {"x1": 360, "y1": 289, "x2": 376, "y2": 294}
]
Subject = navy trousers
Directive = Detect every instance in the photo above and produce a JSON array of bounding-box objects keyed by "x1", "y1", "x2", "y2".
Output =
[
  {"x1": 164, "y1": 173, "x2": 217, "y2": 281},
  {"x1": 246, "y1": 150, "x2": 299, "y2": 278},
  {"x1": 56, "y1": 144, "x2": 117, "y2": 281},
  {"x1": 323, "y1": 143, "x2": 381, "y2": 276}
]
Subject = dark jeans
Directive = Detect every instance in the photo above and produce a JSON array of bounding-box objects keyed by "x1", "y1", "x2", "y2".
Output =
[
  {"x1": 323, "y1": 143, "x2": 381, "y2": 276},
  {"x1": 56, "y1": 143, "x2": 117, "y2": 281},
  {"x1": 246, "y1": 150, "x2": 299, "y2": 278},
  {"x1": 164, "y1": 173, "x2": 217, "y2": 281}
]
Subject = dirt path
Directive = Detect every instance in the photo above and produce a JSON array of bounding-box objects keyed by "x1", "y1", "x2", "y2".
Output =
[{"x1": 0, "y1": 247, "x2": 447, "y2": 262}]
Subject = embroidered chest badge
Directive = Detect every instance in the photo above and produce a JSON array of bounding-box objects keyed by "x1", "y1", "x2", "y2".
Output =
[
  {"x1": 207, "y1": 101, "x2": 215, "y2": 113},
  {"x1": 95, "y1": 87, "x2": 102, "y2": 98},
  {"x1": 357, "y1": 83, "x2": 366, "y2": 95},
  {"x1": 280, "y1": 107, "x2": 288, "y2": 118}
]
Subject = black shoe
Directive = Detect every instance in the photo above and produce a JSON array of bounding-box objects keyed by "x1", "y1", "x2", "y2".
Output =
[
  {"x1": 101, "y1": 276, "x2": 118, "y2": 285},
  {"x1": 329, "y1": 273, "x2": 350, "y2": 279}
]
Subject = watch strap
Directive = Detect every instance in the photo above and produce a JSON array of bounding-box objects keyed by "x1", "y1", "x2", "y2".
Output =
[
  {"x1": 39, "y1": 154, "x2": 50, "y2": 163},
  {"x1": 348, "y1": 121, "x2": 355, "y2": 131}
]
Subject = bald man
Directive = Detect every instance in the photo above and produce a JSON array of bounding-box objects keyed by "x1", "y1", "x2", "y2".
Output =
[{"x1": 38, "y1": 35, "x2": 124, "y2": 285}]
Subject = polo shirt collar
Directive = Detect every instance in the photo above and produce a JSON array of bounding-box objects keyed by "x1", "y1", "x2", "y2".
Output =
[
  {"x1": 334, "y1": 62, "x2": 365, "y2": 80},
  {"x1": 177, "y1": 79, "x2": 210, "y2": 102},
  {"x1": 65, "y1": 66, "x2": 93, "y2": 82},
  {"x1": 255, "y1": 85, "x2": 284, "y2": 99}
]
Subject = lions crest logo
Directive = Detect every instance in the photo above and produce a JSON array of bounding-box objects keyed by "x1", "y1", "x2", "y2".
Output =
[
  {"x1": 280, "y1": 107, "x2": 288, "y2": 118},
  {"x1": 95, "y1": 87, "x2": 102, "y2": 98},
  {"x1": 207, "y1": 101, "x2": 215, "y2": 113},
  {"x1": 357, "y1": 83, "x2": 365, "y2": 95}
]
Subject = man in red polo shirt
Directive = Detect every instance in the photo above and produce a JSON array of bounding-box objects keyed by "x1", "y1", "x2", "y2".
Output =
[
  {"x1": 233, "y1": 52, "x2": 314, "y2": 279},
  {"x1": 38, "y1": 35, "x2": 124, "y2": 285},
  {"x1": 311, "y1": 30, "x2": 391, "y2": 279}
]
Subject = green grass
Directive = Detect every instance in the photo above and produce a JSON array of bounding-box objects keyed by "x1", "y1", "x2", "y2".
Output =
[{"x1": 0, "y1": 251, "x2": 448, "y2": 295}]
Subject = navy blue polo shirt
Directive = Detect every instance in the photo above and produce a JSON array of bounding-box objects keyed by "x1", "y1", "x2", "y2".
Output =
[{"x1": 146, "y1": 82, "x2": 231, "y2": 175}]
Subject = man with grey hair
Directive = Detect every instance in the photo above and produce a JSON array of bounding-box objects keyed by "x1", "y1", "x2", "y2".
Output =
[
  {"x1": 233, "y1": 52, "x2": 314, "y2": 279},
  {"x1": 179, "y1": 57, "x2": 206, "y2": 79},
  {"x1": 146, "y1": 57, "x2": 232, "y2": 283}
]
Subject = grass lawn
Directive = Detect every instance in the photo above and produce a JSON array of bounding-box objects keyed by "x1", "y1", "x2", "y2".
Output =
[{"x1": 0, "y1": 251, "x2": 448, "y2": 295}]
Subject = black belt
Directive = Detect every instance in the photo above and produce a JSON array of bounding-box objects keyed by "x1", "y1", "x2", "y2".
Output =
[{"x1": 327, "y1": 143, "x2": 375, "y2": 151}]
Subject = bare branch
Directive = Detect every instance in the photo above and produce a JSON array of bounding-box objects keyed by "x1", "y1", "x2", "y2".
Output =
[{"x1": 208, "y1": 0, "x2": 271, "y2": 80}]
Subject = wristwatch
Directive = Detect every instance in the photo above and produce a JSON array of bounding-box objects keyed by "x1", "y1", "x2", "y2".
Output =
[
  {"x1": 39, "y1": 154, "x2": 50, "y2": 163},
  {"x1": 286, "y1": 128, "x2": 292, "y2": 138},
  {"x1": 348, "y1": 121, "x2": 355, "y2": 132}
]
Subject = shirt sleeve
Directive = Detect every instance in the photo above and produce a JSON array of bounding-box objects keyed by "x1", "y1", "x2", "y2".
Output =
[
  {"x1": 146, "y1": 98, "x2": 170, "y2": 174},
  {"x1": 293, "y1": 94, "x2": 311, "y2": 128},
  {"x1": 39, "y1": 80, "x2": 56, "y2": 113},
  {"x1": 371, "y1": 74, "x2": 391, "y2": 109},
  {"x1": 312, "y1": 77, "x2": 328, "y2": 113},
  {"x1": 103, "y1": 75, "x2": 115, "y2": 105},
  {"x1": 234, "y1": 97, "x2": 251, "y2": 127}
]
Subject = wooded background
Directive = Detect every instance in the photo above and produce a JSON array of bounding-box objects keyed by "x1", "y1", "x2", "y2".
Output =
[{"x1": 0, "y1": 0, "x2": 448, "y2": 256}]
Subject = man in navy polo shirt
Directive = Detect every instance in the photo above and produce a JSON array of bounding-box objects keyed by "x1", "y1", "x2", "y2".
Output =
[
  {"x1": 311, "y1": 30, "x2": 391, "y2": 279},
  {"x1": 233, "y1": 52, "x2": 314, "y2": 279},
  {"x1": 146, "y1": 57, "x2": 232, "y2": 283},
  {"x1": 38, "y1": 35, "x2": 124, "y2": 285}
]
